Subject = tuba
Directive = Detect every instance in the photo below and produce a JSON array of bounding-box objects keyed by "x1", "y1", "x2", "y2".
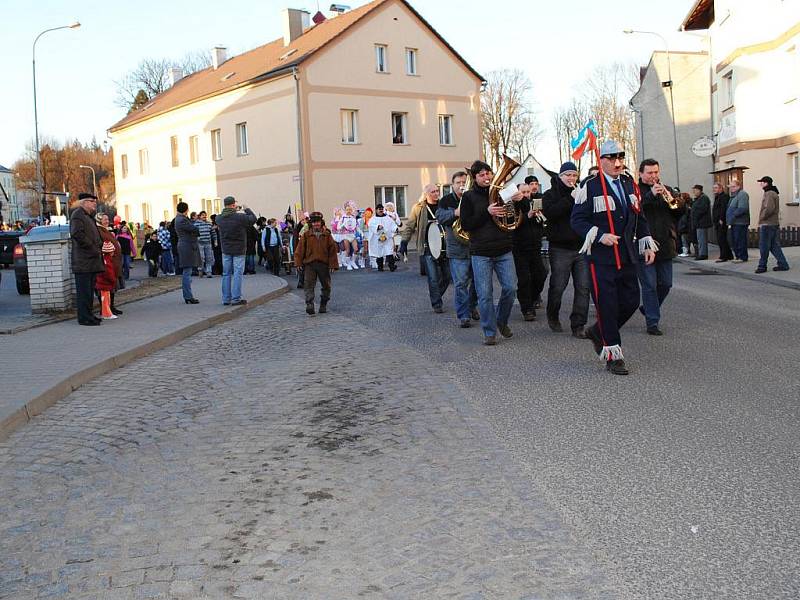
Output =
[
  {"x1": 489, "y1": 154, "x2": 523, "y2": 232},
  {"x1": 451, "y1": 171, "x2": 471, "y2": 244}
]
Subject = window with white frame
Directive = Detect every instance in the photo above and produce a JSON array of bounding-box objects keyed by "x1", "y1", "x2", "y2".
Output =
[
  {"x1": 374, "y1": 185, "x2": 407, "y2": 218},
  {"x1": 213, "y1": 198, "x2": 222, "y2": 213},
  {"x1": 211, "y1": 129, "x2": 222, "y2": 161},
  {"x1": 189, "y1": 135, "x2": 199, "y2": 165},
  {"x1": 391, "y1": 112, "x2": 408, "y2": 144},
  {"x1": 791, "y1": 152, "x2": 800, "y2": 202},
  {"x1": 170, "y1": 135, "x2": 179, "y2": 167},
  {"x1": 405, "y1": 48, "x2": 417, "y2": 75},
  {"x1": 341, "y1": 109, "x2": 359, "y2": 144},
  {"x1": 142, "y1": 203, "x2": 151, "y2": 225},
  {"x1": 236, "y1": 122, "x2": 249, "y2": 156},
  {"x1": 438, "y1": 114, "x2": 453, "y2": 145},
  {"x1": 138, "y1": 148, "x2": 149, "y2": 175},
  {"x1": 121, "y1": 154, "x2": 128, "y2": 179},
  {"x1": 375, "y1": 44, "x2": 388, "y2": 73},
  {"x1": 722, "y1": 70, "x2": 734, "y2": 109},
  {"x1": 438, "y1": 184, "x2": 452, "y2": 196}
]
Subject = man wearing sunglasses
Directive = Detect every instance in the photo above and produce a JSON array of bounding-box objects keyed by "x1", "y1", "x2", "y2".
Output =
[{"x1": 571, "y1": 140, "x2": 657, "y2": 375}]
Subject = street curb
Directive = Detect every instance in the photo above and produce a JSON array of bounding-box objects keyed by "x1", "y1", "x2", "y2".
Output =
[
  {"x1": 675, "y1": 257, "x2": 800, "y2": 291},
  {"x1": 0, "y1": 281, "x2": 289, "y2": 442}
]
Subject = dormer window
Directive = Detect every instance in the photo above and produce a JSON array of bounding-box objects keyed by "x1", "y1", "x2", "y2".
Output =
[{"x1": 375, "y1": 44, "x2": 388, "y2": 73}]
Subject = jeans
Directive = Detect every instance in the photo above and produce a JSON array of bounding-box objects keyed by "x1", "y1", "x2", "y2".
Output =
[
  {"x1": 181, "y1": 267, "x2": 194, "y2": 300},
  {"x1": 422, "y1": 254, "x2": 451, "y2": 309},
  {"x1": 449, "y1": 257, "x2": 478, "y2": 321},
  {"x1": 680, "y1": 234, "x2": 691, "y2": 255},
  {"x1": 121, "y1": 254, "x2": 132, "y2": 279},
  {"x1": 635, "y1": 259, "x2": 673, "y2": 327},
  {"x1": 696, "y1": 227, "x2": 710, "y2": 257},
  {"x1": 758, "y1": 225, "x2": 789, "y2": 269},
  {"x1": 730, "y1": 224, "x2": 749, "y2": 260},
  {"x1": 245, "y1": 254, "x2": 256, "y2": 274},
  {"x1": 199, "y1": 243, "x2": 214, "y2": 275},
  {"x1": 160, "y1": 248, "x2": 174, "y2": 274},
  {"x1": 471, "y1": 252, "x2": 517, "y2": 337},
  {"x1": 546, "y1": 246, "x2": 590, "y2": 329},
  {"x1": 222, "y1": 254, "x2": 245, "y2": 303}
]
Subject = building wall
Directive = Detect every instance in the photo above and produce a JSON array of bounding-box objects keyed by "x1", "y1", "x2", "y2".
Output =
[
  {"x1": 0, "y1": 170, "x2": 18, "y2": 223},
  {"x1": 631, "y1": 51, "x2": 713, "y2": 193},
  {"x1": 300, "y1": 0, "x2": 482, "y2": 218},
  {"x1": 708, "y1": 1, "x2": 800, "y2": 225},
  {"x1": 111, "y1": 74, "x2": 301, "y2": 224}
]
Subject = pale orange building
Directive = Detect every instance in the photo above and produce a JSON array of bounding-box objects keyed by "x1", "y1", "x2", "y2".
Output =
[{"x1": 108, "y1": 0, "x2": 484, "y2": 224}]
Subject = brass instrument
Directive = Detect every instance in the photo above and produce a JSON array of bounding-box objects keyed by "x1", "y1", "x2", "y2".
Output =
[
  {"x1": 656, "y1": 178, "x2": 679, "y2": 210},
  {"x1": 489, "y1": 154, "x2": 523, "y2": 232},
  {"x1": 452, "y1": 172, "x2": 471, "y2": 244}
]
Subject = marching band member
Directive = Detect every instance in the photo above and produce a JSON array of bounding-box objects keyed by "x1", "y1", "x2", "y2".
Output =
[
  {"x1": 460, "y1": 160, "x2": 520, "y2": 346},
  {"x1": 570, "y1": 140, "x2": 656, "y2": 375},
  {"x1": 401, "y1": 184, "x2": 450, "y2": 313},
  {"x1": 511, "y1": 179, "x2": 547, "y2": 322},
  {"x1": 368, "y1": 204, "x2": 398, "y2": 271}
]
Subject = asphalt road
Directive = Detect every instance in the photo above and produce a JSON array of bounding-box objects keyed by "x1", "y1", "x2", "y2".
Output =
[{"x1": 289, "y1": 254, "x2": 800, "y2": 600}]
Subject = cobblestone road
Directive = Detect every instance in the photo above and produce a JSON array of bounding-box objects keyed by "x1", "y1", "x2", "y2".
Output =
[{"x1": 0, "y1": 293, "x2": 617, "y2": 599}]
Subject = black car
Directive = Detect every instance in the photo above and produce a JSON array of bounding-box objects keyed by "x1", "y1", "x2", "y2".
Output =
[{"x1": 0, "y1": 231, "x2": 30, "y2": 294}]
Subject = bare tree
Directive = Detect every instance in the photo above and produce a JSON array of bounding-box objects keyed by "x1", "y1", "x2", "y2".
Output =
[{"x1": 481, "y1": 69, "x2": 541, "y2": 168}]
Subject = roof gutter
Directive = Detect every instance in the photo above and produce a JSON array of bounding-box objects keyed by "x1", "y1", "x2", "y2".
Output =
[{"x1": 293, "y1": 66, "x2": 305, "y2": 212}]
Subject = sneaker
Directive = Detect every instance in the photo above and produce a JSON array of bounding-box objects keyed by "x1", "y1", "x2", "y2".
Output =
[
  {"x1": 306, "y1": 303, "x2": 315, "y2": 315},
  {"x1": 647, "y1": 325, "x2": 663, "y2": 336},
  {"x1": 548, "y1": 320, "x2": 563, "y2": 333},
  {"x1": 483, "y1": 335, "x2": 497, "y2": 346},
  {"x1": 678, "y1": 253, "x2": 690, "y2": 258},
  {"x1": 755, "y1": 267, "x2": 767, "y2": 274},
  {"x1": 460, "y1": 319, "x2": 471, "y2": 328},
  {"x1": 498, "y1": 323, "x2": 512, "y2": 338},
  {"x1": 231, "y1": 299, "x2": 247, "y2": 306},
  {"x1": 102, "y1": 315, "x2": 118, "y2": 320},
  {"x1": 773, "y1": 265, "x2": 790, "y2": 272},
  {"x1": 470, "y1": 308, "x2": 480, "y2": 321},
  {"x1": 606, "y1": 359, "x2": 629, "y2": 375}
]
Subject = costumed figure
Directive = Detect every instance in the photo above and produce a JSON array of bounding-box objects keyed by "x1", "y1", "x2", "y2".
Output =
[
  {"x1": 368, "y1": 204, "x2": 398, "y2": 271},
  {"x1": 340, "y1": 202, "x2": 359, "y2": 270},
  {"x1": 294, "y1": 212, "x2": 339, "y2": 315},
  {"x1": 384, "y1": 201, "x2": 403, "y2": 260},
  {"x1": 358, "y1": 207, "x2": 374, "y2": 268}
]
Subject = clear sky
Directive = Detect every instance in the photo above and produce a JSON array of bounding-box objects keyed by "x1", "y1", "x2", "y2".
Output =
[{"x1": 0, "y1": 0, "x2": 704, "y2": 170}]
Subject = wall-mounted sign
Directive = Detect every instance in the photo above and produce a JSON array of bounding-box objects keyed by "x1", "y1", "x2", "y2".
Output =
[{"x1": 691, "y1": 136, "x2": 717, "y2": 158}]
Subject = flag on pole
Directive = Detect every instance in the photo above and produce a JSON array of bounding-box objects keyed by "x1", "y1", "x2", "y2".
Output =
[{"x1": 570, "y1": 120, "x2": 599, "y2": 160}]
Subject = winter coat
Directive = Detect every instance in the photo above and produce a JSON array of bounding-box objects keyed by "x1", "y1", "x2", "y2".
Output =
[
  {"x1": 98, "y1": 225, "x2": 123, "y2": 280},
  {"x1": 294, "y1": 228, "x2": 339, "y2": 269},
  {"x1": 143, "y1": 239, "x2": 162, "y2": 261},
  {"x1": 726, "y1": 190, "x2": 750, "y2": 226},
  {"x1": 511, "y1": 194, "x2": 544, "y2": 252},
  {"x1": 116, "y1": 230, "x2": 136, "y2": 257},
  {"x1": 246, "y1": 222, "x2": 258, "y2": 255},
  {"x1": 758, "y1": 187, "x2": 780, "y2": 226},
  {"x1": 638, "y1": 180, "x2": 681, "y2": 261},
  {"x1": 69, "y1": 206, "x2": 104, "y2": 274},
  {"x1": 401, "y1": 199, "x2": 439, "y2": 255},
  {"x1": 542, "y1": 177, "x2": 581, "y2": 251},
  {"x1": 95, "y1": 253, "x2": 117, "y2": 292},
  {"x1": 459, "y1": 184, "x2": 513, "y2": 258},
  {"x1": 436, "y1": 192, "x2": 470, "y2": 259},
  {"x1": 175, "y1": 214, "x2": 201, "y2": 268},
  {"x1": 712, "y1": 191, "x2": 730, "y2": 225},
  {"x1": 216, "y1": 207, "x2": 257, "y2": 255},
  {"x1": 691, "y1": 193, "x2": 712, "y2": 229}
]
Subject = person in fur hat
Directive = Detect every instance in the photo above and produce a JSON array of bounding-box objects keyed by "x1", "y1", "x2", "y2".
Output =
[{"x1": 294, "y1": 212, "x2": 339, "y2": 315}]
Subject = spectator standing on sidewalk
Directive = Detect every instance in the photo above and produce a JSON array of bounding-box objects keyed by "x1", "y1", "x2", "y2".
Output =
[
  {"x1": 755, "y1": 176, "x2": 791, "y2": 273},
  {"x1": 116, "y1": 224, "x2": 136, "y2": 280},
  {"x1": 210, "y1": 214, "x2": 223, "y2": 275},
  {"x1": 216, "y1": 196, "x2": 256, "y2": 306},
  {"x1": 70, "y1": 193, "x2": 104, "y2": 326},
  {"x1": 157, "y1": 222, "x2": 175, "y2": 275},
  {"x1": 295, "y1": 211, "x2": 338, "y2": 315},
  {"x1": 142, "y1": 232, "x2": 162, "y2": 277},
  {"x1": 726, "y1": 178, "x2": 750, "y2": 263},
  {"x1": 175, "y1": 202, "x2": 200, "y2": 304},
  {"x1": 195, "y1": 211, "x2": 215, "y2": 278},
  {"x1": 690, "y1": 184, "x2": 712, "y2": 260},
  {"x1": 712, "y1": 182, "x2": 733, "y2": 262},
  {"x1": 96, "y1": 213, "x2": 123, "y2": 315}
]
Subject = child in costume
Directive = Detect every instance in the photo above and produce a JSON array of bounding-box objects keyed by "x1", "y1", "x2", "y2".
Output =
[
  {"x1": 368, "y1": 204, "x2": 398, "y2": 271},
  {"x1": 339, "y1": 202, "x2": 359, "y2": 270}
]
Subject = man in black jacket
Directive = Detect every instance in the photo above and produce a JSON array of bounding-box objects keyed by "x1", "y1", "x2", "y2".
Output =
[
  {"x1": 690, "y1": 184, "x2": 712, "y2": 260},
  {"x1": 69, "y1": 193, "x2": 104, "y2": 325},
  {"x1": 637, "y1": 158, "x2": 681, "y2": 336},
  {"x1": 216, "y1": 196, "x2": 256, "y2": 305},
  {"x1": 460, "y1": 160, "x2": 520, "y2": 346},
  {"x1": 541, "y1": 162, "x2": 589, "y2": 337},
  {"x1": 711, "y1": 182, "x2": 733, "y2": 262},
  {"x1": 511, "y1": 179, "x2": 547, "y2": 321}
]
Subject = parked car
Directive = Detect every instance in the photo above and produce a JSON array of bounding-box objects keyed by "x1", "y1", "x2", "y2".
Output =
[
  {"x1": 0, "y1": 231, "x2": 20, "y2": 267},
  {"x1": 13, "y1": 243, "x2": 29, "y2": 294}
]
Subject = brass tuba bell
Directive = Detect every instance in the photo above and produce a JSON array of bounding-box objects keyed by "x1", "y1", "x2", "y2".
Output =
[{"x1": 489, "y1": 154, "x2": 523, "y2": 232}]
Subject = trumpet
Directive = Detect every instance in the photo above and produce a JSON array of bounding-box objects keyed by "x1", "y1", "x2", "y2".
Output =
[{"x1": 655, "y1": 178, "x2": 679, "y2": 210}]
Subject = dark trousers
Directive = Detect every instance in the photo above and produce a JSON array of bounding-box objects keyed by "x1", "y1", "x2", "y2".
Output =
[
  {"x1": 730, "y1": 224, "x2": 749, "y2": 261},
  {"x1": 513, "y1": 246, "x2": 546, "y2": 314},
  {"x1": 147, "y1": 259, "x2": 159, "y2": 277},
  {"x1": 376, "y1": 255, "x2": 396, "y2": 271},
  {"x1": 587, "y1": 261, "x2": 640, "y2": 349},
  {"x1": 422, "y1": 254, "x2": 451, "y2": 309},
  {"x1": 74, "y1": 272, "x2": 96, "y2": 323},
  {"x1": 547, "y1": 246, "x2": 590, "y2": 329},
  {"x1": 303, "y1": 261, "x2": 331, "y2": 305},
  {"x1": 715, "y1": 224, "x2": 733, "y2": 260},
  {"x1": 267, "y1": 245, "x2": 282, "y2": 275}
]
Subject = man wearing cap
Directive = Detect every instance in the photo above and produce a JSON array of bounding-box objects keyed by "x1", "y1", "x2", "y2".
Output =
[
  {"x1": 571, "y1": 141, "x2": 656, "y2": 375},
  {"x1": 755, "y1": 175, "x2": 790, "y2": 273},
  {"x1": 70, "y1": 193, "x2": 104, "y2": 325},
  {"x1": 511, "y1": 179, "x2": 547, "y2": 321},
  {"x1": 542, "y1": 161, "x2": 589, "y2": 337},
  {"x1": 294, "y1": 212, "x2": 339, "y2": 314},
  {"x1": 215, "y1": 196, "x2": 256, "y2": 306}
]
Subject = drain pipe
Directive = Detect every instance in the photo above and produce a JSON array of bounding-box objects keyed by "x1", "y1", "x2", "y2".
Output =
[{"x1": 293, "y1": 66, "x2": 305, "y2": 212}]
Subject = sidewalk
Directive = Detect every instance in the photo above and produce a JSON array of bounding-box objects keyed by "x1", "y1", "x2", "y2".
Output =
[
  {"x1": 675, "y1": 243, "x2": 800, "y2": 290},
  {"x1": 0, "y1": 273, "x2": 288, "y2": 440}
]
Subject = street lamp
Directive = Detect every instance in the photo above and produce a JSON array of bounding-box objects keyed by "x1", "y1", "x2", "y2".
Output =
[
  {"x1": 33, "y1": 20, "x2": 81, "y2": 219},
  {"x1": 624, "y1": 29, "x2": 681, "y2": 190},
  {"x1": 78, "y1": 165, "x2": 97, "y2": 197}
]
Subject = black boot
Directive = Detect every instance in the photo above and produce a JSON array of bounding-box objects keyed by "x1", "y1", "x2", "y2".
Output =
[
  {"x1": 319, "y1": 301, "x2": 328, "y2": 314},
  {"x1": 377, "y1": 257, "x2": 384, "y2": 271},
  {"x1": 306, "y1": 301, "x2": 315, "y2": 315}
]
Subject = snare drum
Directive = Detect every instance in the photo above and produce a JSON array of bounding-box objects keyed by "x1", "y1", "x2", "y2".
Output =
[{"x1": 426, "y1": 221, "x2": 445, "y2": 259}]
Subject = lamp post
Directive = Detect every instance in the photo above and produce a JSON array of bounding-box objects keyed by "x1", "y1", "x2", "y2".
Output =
[
  {"x1": 624, "y1": 29, "x2": 681, "y2": 190},
  {"x1": 78, "y1": 165, "x2": 97, "y2": 198},
  {"x1": 33, "y1": 21, "x2": 81, "y2": 219}
]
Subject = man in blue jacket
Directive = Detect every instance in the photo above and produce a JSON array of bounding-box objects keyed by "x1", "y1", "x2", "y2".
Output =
[
  {"x1": 571, "y1": 141, "x2": 657, "y2": 375},
  {"x1": 726, "y1": 178, "x2": 750, "y2": 262}
]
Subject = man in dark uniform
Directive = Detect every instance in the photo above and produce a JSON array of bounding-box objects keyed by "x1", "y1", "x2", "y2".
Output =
[{"x1": 571, "y1": 141, "x2": 656, "y2": 375}]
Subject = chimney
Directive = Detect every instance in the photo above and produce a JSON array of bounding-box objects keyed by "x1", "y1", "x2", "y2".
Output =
[
  {"x1": 168, "y1": 67, "x2": 184, "y2": 87},
  {"x1": 283, "y1": 8, "x2": 310, "y2": 46},
  {"x1": 212, "y1": 46, "x2": 227, "y2": 70}
]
